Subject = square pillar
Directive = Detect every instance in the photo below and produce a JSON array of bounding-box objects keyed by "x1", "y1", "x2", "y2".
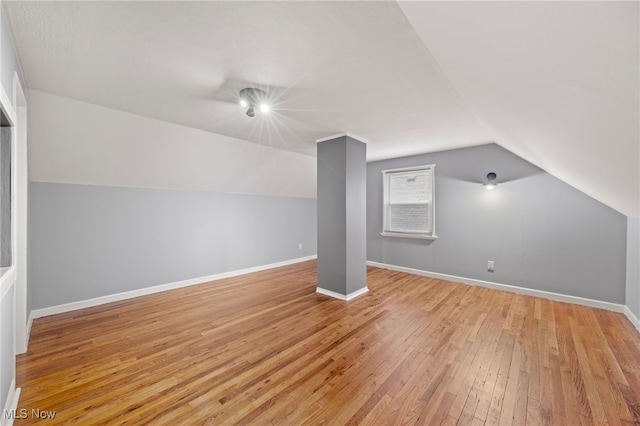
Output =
[{"x1": 316, "y1": 134, "x2": 368, "y2": 300}]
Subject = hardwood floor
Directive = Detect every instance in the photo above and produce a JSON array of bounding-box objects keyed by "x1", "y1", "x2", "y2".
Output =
[{"x1": 15, "y1": 261, "x2": 640, "y2": 425}]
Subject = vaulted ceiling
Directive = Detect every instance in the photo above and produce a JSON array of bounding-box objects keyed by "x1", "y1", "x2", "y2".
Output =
[
  {"x1": 399, "y1": 1, "x2": 639, "y2": 218},
  {"x1": 4, "y1": 1, "x2": 638, "y2": 216}
]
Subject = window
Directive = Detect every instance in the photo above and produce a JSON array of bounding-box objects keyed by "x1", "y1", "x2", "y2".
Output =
[{"x1": 381, "y1": 164, "x2": 436, "y2": 240}]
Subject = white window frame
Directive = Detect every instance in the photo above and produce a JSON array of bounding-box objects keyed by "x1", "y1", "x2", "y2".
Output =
[{"x1": 381, "y1": 164, "x2": 437, "y2": 240}]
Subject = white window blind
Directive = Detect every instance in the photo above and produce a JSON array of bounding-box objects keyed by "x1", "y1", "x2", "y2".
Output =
[{"x1": 381, "y1": 165, "x2": 436, "y2": 239}]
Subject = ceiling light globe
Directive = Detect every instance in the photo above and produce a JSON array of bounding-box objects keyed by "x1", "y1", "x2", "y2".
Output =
[
  {"x1": 239, "y1": 99, "x2": 249, "y2": 108},
  {"x1": 260, "y1": 103, "x2": 270, "y2": 113}
]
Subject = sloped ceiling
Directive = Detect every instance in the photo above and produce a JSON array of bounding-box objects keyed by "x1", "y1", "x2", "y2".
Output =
[
  {"x1": 3, "y1": 1, "x2": 487, "y2": 158},
  {"x1": 3, "y1": 1, "x2": 639, "y2": 216},
  {"x1": 399, "y1": 1, "x2": 639, "y2": 217}
]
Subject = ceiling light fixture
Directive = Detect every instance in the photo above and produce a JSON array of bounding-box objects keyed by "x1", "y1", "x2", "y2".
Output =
[
  {"x1": 239, "y1": 88, "x2": 270, "y2": 117},
  {"x1": 483, "y1": 172, "x2": 498, "y2": 190}
]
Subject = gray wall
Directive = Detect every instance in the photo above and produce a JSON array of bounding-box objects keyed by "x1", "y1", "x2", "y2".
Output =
[
  {"x1": 626, "y1": 217, "x2": 640, "y2": 317},
  {"x1": 29, "y1": 182, "x2": 317, "y2": 310},
  {"x1": 367, "y1": 144, "x2": 627, "y2": 304},
  {"x1": 345, "y1": 138, "x2": 367, "y2": 294},
  {"x1": 317, "y1": 136, "x2": 367, "y2": 296},
  {"x1": 1, "y1": 127, "x2": 10, "y2": 267}
]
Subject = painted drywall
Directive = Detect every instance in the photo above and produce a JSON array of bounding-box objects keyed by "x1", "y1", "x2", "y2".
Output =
[
  {"x1": 367, "y1": 144, "x2": 627, "y2": 304},
  {"x1": 317, "y1": 135, "x2": 367, "y2": 296},
  {"x1": 399, "y1": 1, "x2": 639, "y2": 218},
  {"x1": 345, "y1": 138, "x2": 367, "y2": 295},
  {"x1": 1, "y1": 127, "x2": 10, "y2": 267},
  {"x1": 27, "y1": 90, "x2": 317, "y2": 198},
  {"x1": 29, "y1": 182, "x2": 317, "y2": 310},
  {"x1": 5, "y1": 1, "x2": 487, "y2": 160},
  {"x1": 627, "y1": 217, "x2": 640, "y2": 318},
  {"x1": 317, "y1": 138, "x2": 346, "y2": 295},
  {"x1": 1, "y1": 285, "x2": 14, "y2": 414}
]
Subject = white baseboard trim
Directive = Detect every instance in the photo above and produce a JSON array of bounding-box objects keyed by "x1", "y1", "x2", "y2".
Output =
[
  {"x1": 624, "y1": 306, "x2": 640, "y2": 333},
  {"x1": 31, "y1": 255, "x2": 317, "y2": 320},
  {"x1": 1, "y1": 380, "x2": 21, "y2": 426},
  {"x1": 316, "y1": 286, "x2": 369, "y2": 301},
  {"x1": 367, "y1": 261, "x2": 626, "y2": 313}
]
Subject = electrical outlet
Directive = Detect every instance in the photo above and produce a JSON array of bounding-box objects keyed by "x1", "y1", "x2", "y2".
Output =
[
  {"x1": 298, "y1": 243, "x2": 303, "y2": 250},
  {"x1": 488, "y1": 260, "x2": 495, "y2": 272}
]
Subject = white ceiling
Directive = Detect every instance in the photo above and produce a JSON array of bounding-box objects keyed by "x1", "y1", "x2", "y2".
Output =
[
  {"x1": 398, "y1": 1, "x2": 639, "y2": 217},
  {"x1": 3, "y1": 1, "x2": 487, "y2": 157},
  {"x1": 4, "y1": 1, "x2": 639, "y2": 216}
]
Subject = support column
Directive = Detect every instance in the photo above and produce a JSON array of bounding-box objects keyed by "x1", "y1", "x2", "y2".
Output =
[{"x1": 316, "y1": 134, "x2": 368, "y2": 300}]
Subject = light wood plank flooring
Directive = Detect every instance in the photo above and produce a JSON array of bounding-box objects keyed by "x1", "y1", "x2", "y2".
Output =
[{"x1": 15, "y1": 261, "x2": 640, "y2": 425}]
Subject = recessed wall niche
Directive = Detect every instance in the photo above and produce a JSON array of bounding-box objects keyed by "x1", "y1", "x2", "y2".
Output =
[{"x1": 0, "y1": 110, "x2": 12, "y2": 268}]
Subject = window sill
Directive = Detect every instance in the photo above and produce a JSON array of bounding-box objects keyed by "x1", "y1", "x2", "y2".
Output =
[{"x1": 380, "y1": 232, "x2": 438, "y2": 240}]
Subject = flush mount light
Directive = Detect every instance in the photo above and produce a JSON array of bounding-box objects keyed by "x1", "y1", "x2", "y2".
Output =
[
  {"x1": 239, "y1": 88, "x2": 270, "y2": 117},
  {"x1": 483, "y1": 172, "x2": 498, "y2": 190}
]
